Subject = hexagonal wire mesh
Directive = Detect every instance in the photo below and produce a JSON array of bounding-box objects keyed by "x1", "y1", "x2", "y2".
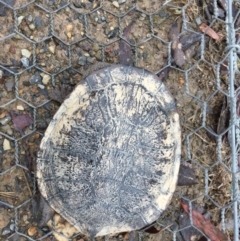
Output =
[{"x1": 0, "y1": 0, "x2": 239, "y2": 240}]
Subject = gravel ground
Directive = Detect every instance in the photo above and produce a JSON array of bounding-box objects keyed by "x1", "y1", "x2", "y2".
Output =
[{"x1": 0, "y1": 0, "x2": 238, "y2": 241}]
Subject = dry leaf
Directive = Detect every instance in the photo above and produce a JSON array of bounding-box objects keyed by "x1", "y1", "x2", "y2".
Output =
[
  {"x1": 199, "y1": 23, "x2": 220, "y2": 41},
  {"x1": 217, "y1": 96, "x2": 229, "y2": 135},
  {"x1": 11, "y1": 113, "x2": 33, "y2": 132},
  {"x1": 180, "y1": 33, "x2": 202, "y2": 52},
  {"x1": 177, "y1": 164, "x2": 197, "y2": 186},
  {"x1": 119, "y1": 20, "x2": 135, "y2": 66},
  {"x1": 169, "y1": 22, "x2": 186, "y2": 67},
  {"x1": 181, "y1": 202, "x2": 228, "y2": 241}
]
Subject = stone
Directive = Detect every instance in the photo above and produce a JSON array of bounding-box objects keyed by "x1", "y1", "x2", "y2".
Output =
[
  {"x1": 18, "y1": 16, "x2": 24, "y2": 26},
  {"x1": 28, "y1": 23, "x2": 36, "y2": 30},
  {"x1": 28, "y1": 226, "x2": 37, "y2": 236},
  {"x1": 21, "y1": 57, "x2": 29, "y2": 68},
  {"x1": 112, "y1": 1, "x2": 119, "y2": 8},
  {"x1": 66, "y1": 24, "x2": 73, "y2": 32},
  {"x1": 41, "y1": 74, "x2": 51, "y2": 85},
  {"x1": 38, "y1": 84, "x2": 45, "y2": 89},
  {"x1": 0, "y1": 116, "x2": 11, "y2": 125},
  {"x1": 29, "y1": 72, "x2": 42, "y2": 85},
  {"x1": 48, "y1": 45, "x2": 55, "y2": 54},
  {"x1": 3, "y1": 138, "x2": 11, "y2": 150},
  {"x1": 21, "y1": 49, "x2": 31, "y2": 58},
  {"x1": 1, "y1": 124, "x2": 13, "y2": 136},
  {"x1": 78, "y1": 56, "x2": 87, "y2": 66},
  {"x1": 17, "y1": 105, "x2": 24, "y2": 110},
  {"x1": 4, "y1": 81, "x2": 14, "y2": 92}
]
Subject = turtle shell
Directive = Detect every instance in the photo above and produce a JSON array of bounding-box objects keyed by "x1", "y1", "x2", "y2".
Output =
[{"x1": 37, "y1": 65, "x2": 181, "y2": 237}]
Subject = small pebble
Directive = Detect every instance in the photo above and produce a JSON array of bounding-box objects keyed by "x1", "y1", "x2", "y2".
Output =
[
  {"x1": 66, "y1": 24, "x2": 73, "y2": 32},
  {"x1": 38, "y1": 84, "x2": 45, "y2": 89},
  {"x1": 41, "y1": 226, "x2": 49, "y2": 233},
  {"x1": 107, "y1": 27, "x2": 118, "y2": 39},
  {"x1": 1, "y1": 227, "x2": 11, "y2": 236},
  {"x1": 87, "y1": 57, "x2": 94, "y2": 64},
  {"x1": 21, "y1": 49, "x2": 31, "y2": 58},
  {"x1": 41, "y1": 74, "x2": 51, "y2": 85},
  {"x1": 159, "y1": 11, "x2": 168, "y2": 18},
  {"x1": 142, "y1": 52, "x2": 147, "y2": 59},
  {"x1": 29, "y1": 72, "x2": 42, "y2": 84},
  {"x1": 78, "y1": 56, "x2": 87, "y2": 66},
  {"x1": 3, "y1": 139, "x2": 11, "y2": 150},
  {"x1": 4, "y1": 81, "x2": 14, "y2": 92},
  {"x1": 17, "y1": 16, "x2": 24, "y2": 26},
  {"x1": 1, "y1": 124, "x2": 13, "y2": 136},
  {"x1": 17, "y1": 105, "x2": 24, "y2": 110},
  {"x1": 112, "y1": 1, "x2": 119, "y2": 8},
  {"x1": 28, "y1": 226, "x2": 37, "y2": 236},
  {"x1": 0, "y1": 70, "x2": 3, "y2": 80},
  {"x1": 48, "y1": 45, "x2": 55, "y2": 54},
  {"x1": 66, "y1": 32, "x2": 72, "y2": 39},
  {"x1": 26, "y1": 15, "x2": 33, "y2": 22},
  {"x1": 72, "y1": 0, "x2": 82, "y2": 8},
  {"x1": 21, "y1": 57, "x2": 29, "y2": 68},
  {"x1": 34, "y1": 16, "x2": 44, "y2": 28},
  {"x1": 14, "y1": 34, "x2": 23, "y2": 40},
  {"x1": 9, "y1": 44, "x2": 16, "y2": 54},
  {"x1": 22, "y1": 215, "x2": 28, "y2": 222},
  {"x1": 118, "y1": 0, "x2": 126, "y2": 3},
  {"x1": 28, "y1": 23, "x2": 36, "y2": 30},
  {"x1": 0, "y1": 116, "x2": 11, "y2": 125},
  {"x1": 195, "y1": 17, "x2": 201, "y2": 25},
  {"x1": 9, "y1": 221, "x2": 15, "y2": 231}
]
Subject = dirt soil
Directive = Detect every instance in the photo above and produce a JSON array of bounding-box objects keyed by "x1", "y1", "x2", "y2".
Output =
[{"x1": 0, "y1": 0, "x2": 237, "y2": 241}]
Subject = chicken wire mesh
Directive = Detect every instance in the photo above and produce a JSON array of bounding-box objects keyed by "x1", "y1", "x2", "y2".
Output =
[{"x1": 0, "y1": 0, "x2": 239, "y2": 240}]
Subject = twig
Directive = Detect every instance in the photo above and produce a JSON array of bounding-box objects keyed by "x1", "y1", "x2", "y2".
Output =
[
  {"x1": 0, "y1": 192, "x2": 17, "y2": 199},
  {"x1": 182, "y1": 124, "x2": 215, "y2": 145},
  {"x1": 21, "y1": 168, "x2": 33, "y2": 197}
]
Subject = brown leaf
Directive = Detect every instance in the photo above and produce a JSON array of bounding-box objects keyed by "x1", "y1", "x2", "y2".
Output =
[
  {"x1": 180, "y1": 33, "x2": 202, "y2": 52},
  {"x1": 177, "y1": 164, "x2": 197, "y2": 186},
  {"x1": 181, "y1": 202, "x2": 228, "y2": 241},
  {"x1": 199, "y1": 23, "x2": 220, "y2": 41},
  {"x1": 119, "y1": 40, "x2": 133, "y2": 66},
  {"x1": 185, "y1": 44, "x2": 197, "y2": 62},
  {"x1": 217, "y1": 96, "x2": 229, "y2": 135},
  {"x1": 169, "y1": 22, "x2": 179, "y2": 40},
  {"x1": 157, "y1": 59, "x2": 173, "y2": 81},
  {"x1": 172, "y1": 44, "x2": 186, "y2": 67},
  {"x1": 119, "y1": 19, "x2": 135, "y2": 66},
  {"x1": 11, "y1": 113, "x2": 33, "y2": 132},
  {"x1": 48, "y1": 84, "x2": 72, "y2": 103},
  {"x1": 169, "y1": 22, "x2": 186, "y2": 67},
  {"x1": 32, "y1": 193, "x2": 54, "y2": 227},
  {"x1": 218, "y1": 0, "x2": 226, "y2": 11},
  {"x1": 179, "y1": 211, "x2": 202, "y2": 241}
]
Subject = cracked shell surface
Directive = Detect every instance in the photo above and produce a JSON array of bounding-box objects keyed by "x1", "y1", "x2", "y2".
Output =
[{"x1": 37, "y1": 65, "x2": 181, "y2": 237}]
